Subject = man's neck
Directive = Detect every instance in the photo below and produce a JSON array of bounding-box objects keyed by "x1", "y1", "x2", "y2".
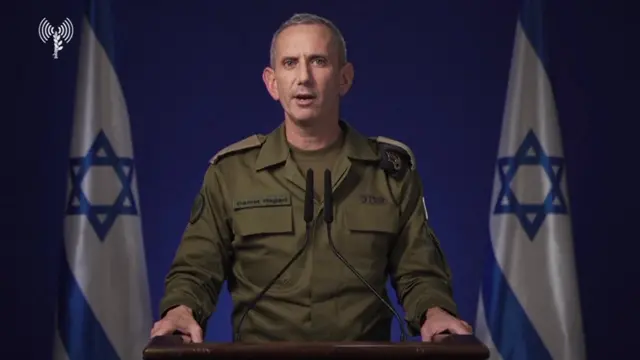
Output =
[{"x1": 285, "y1": 117, "x2": 342, "y2": 151}]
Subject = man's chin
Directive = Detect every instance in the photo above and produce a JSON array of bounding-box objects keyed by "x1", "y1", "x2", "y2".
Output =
[{"x1": 287, "y1": 110, "x2": 321, "y2": 125}]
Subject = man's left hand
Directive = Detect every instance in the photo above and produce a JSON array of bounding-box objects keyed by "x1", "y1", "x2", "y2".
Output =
[{"x1": 420, "y1": 307, "x2": 472, "y2": 342}]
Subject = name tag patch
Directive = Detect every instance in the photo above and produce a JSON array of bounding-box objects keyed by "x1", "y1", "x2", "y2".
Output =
[{"x1": 233, "y1": 194, "x2": 291, "y2": 210}]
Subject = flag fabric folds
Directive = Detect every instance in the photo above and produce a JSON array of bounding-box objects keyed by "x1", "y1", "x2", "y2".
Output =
[
  {"x1": 53, "y1": 0, "x2": 153, "y2": 359},
  {"x1": 474, "y1": 0, "x2": 586, "y2": 359}
]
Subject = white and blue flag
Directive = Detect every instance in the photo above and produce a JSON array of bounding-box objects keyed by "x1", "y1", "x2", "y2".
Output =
[
  {"x1": 474, "y1": 0, "x2": 586, "y2": 359},
  {"x1": 53, "y1": 0, "x2": 153, "y2": 359}
]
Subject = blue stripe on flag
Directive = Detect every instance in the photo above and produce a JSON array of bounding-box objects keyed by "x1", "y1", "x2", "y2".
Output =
[
  {"x1": 481, "y1": 249, "x2": 552, "y2": 360},
  {"x1": 519, "y1": 0, "x2": 548, "y2": 70},
  {"x1": 57, "y1": 248, "x2": 120, "y2": 360},
  {"x1": 84, "y1": 0, "x2": 116, "y2": 67}
]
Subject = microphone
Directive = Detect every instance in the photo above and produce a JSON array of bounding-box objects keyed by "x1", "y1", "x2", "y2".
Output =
[
  {"x1": 323, "y1": 169, "x2": 409, "y2": 342},
  {"x1": 234, "y1": 168, "x2": 316, "y2": 341}
]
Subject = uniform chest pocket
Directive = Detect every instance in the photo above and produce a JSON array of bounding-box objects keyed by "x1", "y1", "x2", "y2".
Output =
[
  {"x1": 232, "y1": 193, "x2": 293, "y2": 237},
  {"x1": 231, "y1": 195, "x2": 296, "y2": 288},
  {"x1": 339, "y1": 204, "x2": 399, "y2": 283},
  {"x1": 345, "y1": 204, "x2": 399, "y2": 234},
  {"x1": 233, "y1": 206, "x2": 294, "y2": 238},
  {"x1": 342, "y1": 204, "x2": 399, "y2": 255}
]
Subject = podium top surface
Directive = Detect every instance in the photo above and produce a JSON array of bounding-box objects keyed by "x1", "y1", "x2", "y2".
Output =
[{"x1": 143, "y1": 334, "x2": 490, "y2": 359}]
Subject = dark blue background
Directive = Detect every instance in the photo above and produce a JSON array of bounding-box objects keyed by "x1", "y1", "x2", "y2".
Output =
[{"x1": 5, "y1": 1, "x2": 634, "y2": 359}]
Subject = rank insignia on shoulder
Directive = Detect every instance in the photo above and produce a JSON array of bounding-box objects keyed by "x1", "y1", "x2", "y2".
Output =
[
  {"x1": 380, "y1": 146, "x2": 410, "y2": 180},
  {"x1": 373, "y1": 140, "x2": 413, "y2": 182}
]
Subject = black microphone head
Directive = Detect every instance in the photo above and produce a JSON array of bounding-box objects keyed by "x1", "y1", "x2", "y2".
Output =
[
  {"x1": 324, "y1": 169, "x2": 333, "y2": 223},
  {"x1": 304, "y1": 169, "x2": 314, "y2": 223}
]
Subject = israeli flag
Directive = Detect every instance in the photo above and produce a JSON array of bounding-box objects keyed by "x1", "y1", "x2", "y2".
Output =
[
  {"x1": 52, "y1": 1, "x2": 153, "y2": 359},
  {"x1": 474, "y1": 1, "x2": 586, "y2": 359}
]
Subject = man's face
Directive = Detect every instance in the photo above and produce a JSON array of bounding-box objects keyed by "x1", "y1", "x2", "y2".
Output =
[{"x1": 263, "y1": 23, "x2": 353, "y2": 125}]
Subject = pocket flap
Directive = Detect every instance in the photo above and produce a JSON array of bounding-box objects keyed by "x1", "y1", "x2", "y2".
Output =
[
  {"x1": 345, "y1": 205, "x2": 398, "y2": 234},
  {"x1": 233, "y1": 194, "x2": 293, "y2": 237}
]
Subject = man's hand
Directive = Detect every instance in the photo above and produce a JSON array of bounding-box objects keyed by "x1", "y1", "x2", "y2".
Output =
[
  {"x1": 150, "y1": 305, "x2": 203, "y2": 343},
  {"x1": 420, "y1": 307, "x2": 472, "y2": 342}
]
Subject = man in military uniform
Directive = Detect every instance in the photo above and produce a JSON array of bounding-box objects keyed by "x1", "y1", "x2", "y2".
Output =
[{"x1": 151, "y1": 13, "x2": 472, "y2": 343}]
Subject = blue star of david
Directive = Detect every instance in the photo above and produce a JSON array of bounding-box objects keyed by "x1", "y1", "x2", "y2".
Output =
[
  {"x1": 66, "y1": 130, "x2": 138, "y2": 241},
  {"x1": 493, "y1": 129, "x2": 568, "y2": 240}
]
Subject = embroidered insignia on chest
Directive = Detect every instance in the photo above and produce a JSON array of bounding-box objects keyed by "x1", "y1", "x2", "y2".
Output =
[{"x1": 360, "y1": 194, "x2": 387, "y2": 205}]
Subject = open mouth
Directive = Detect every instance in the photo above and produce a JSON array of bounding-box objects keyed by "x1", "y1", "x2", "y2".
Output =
[
  {"x1": 294, "y1": 94, "x2": 316, "y2": 100},
  {"x1": 294, "y1": 94, "x2": 316, "y2": 106}
]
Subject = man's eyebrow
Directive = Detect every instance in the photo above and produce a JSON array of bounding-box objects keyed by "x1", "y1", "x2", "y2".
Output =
[
  {"x1": 308, "y1": 53, "x2": 329, "y2": 59},
  {"x1": 280, "y1": 53, "x2": 329, "y2": 60}
]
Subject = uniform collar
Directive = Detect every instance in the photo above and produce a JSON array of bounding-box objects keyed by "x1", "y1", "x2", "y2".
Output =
[{"x1": 255, "y1": 120, "x2": 379, "y2": 171}]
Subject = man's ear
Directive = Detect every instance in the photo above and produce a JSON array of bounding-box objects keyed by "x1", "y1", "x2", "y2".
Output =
[
  {"x1": 262, "y1": 66, "x2": 279, "y2": 100},
  {"x1": 339, "y1": 62, "x2": 354, "y2": 96}
]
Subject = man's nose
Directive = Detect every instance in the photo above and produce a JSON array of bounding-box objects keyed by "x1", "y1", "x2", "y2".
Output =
[{"x1": 296, "y1": 61, "x2": 312, "y2": 84}]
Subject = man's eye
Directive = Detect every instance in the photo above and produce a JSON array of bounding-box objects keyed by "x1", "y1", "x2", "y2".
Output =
[{"x1": 313, "y1": 58, "x2": 327, "y2": 66}]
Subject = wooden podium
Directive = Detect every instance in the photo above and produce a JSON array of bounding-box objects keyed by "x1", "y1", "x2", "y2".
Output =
[{"x1": 142, "y1": 334, "x2": 490, "y2": 359}]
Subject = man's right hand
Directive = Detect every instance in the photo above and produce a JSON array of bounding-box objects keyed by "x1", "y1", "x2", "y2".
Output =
[{"x1": 150, "y1": 305, "x2": 203, "y2": 343}]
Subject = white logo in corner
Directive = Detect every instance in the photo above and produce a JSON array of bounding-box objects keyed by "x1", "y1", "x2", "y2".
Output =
[{"x1": 38, "y1": 17, "x2": 74, "y2": 59}]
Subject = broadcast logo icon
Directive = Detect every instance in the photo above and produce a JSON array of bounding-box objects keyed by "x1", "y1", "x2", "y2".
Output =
[{"x1": 38, "y1": 17, "x2": 74, "y2": 59}]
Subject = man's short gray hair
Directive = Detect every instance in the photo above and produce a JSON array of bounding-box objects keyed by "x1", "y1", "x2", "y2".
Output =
[{"x1": 269, "y1": 13, "x2": 348, "y2": 68}]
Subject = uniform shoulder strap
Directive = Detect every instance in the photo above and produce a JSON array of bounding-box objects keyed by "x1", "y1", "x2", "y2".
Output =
[
  {"x1": 209, "y1": 134, "x2": 266, "y2": 164},
  {"x1": 369, "y1": 135, "x2": 416, "y2": 180}
]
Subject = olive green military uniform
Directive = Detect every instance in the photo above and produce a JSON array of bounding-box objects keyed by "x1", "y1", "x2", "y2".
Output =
[{"x1": 159, "y1": 120, "x2": 457, "y2": 342}]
